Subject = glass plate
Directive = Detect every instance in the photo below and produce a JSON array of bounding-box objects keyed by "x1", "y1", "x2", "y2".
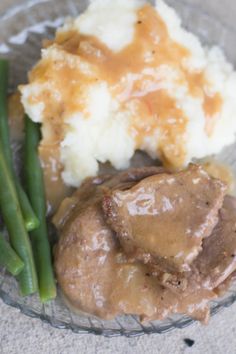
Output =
[{"x1": 1, "y1": 0, "x2": 236, "y2": 337}]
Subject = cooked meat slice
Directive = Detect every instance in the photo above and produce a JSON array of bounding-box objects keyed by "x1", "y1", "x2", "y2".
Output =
[
  {"x1": 54, "y1": 182, "x2": 176, "y2": 320},
  {"x1": 214, "y1": 271, "x2": 236, "y2": 297},
  {"x1": 53, "y1": 175, "x2": 109, "y2": 231},
  {"x1": 112, "y1": 262, "x2": 215, "y2": 323},
  {"x1": 193, "y1": 195, "x2": 236, "y2": 289},
  {"x1": 54, "y1": 202, "x2": 118, "y2": 319},
  {"x1": 103, "y1": 164, "x2": 226, "y2": 272},
  {"x1": 151, "y1": 196, "x2": 236, "y2": 296},
  {"x1": 102, "y1": 166, "x2": 165, "y2": 190},
  {"x1": 54, "y1": 192, "x2": 214, "y2": 322},
  {"x1": 53, "y1": 166, "x2": 163, "y2": 231},
  {"x1": 54, "y1": 166, "x2": 217, "y2": 323},
  {"x1": 54, "y1": 166, "x2": 167, "y2": 320},
  {"x1": 173, "y1": 287, "x2": 215, "y2": 323},
  {"x1": 109, "y1": 262, "x2": 178, "y2": 321},
  {"x1": 146, "y1": 264, "x2": 216, "y2": 322}
]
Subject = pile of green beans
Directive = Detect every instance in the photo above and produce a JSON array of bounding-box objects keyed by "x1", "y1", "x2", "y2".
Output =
[
  {"x1": 0, "y1": 59, "x2": 39, "y2": 231},
  {"x1": 0, "y1": 141, "x2": 38, "y2": 295},
  {"x1": 24, "y1": 115, "x2": 56, "y2": 302},
  {"x1": 0, "y1": 233, "x2": 24, "y2": 276},
  {"x1": 0, "y1": 58, "x2": 56, "y2": 301}
]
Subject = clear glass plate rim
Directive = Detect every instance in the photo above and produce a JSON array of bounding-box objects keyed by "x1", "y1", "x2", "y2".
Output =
[
  {"x1": 1, "y1": 0, "x2": 236, "y2": 337},
  {"x1": 1, "y1": 279, "x2": 236, "y2": 337}
]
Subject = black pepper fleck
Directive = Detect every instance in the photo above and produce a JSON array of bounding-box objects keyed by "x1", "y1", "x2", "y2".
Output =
[
  {"x1": 184, "y1": 338, "x2": 195, "y2": 347},
  {"x1": 137, "y1": 20, "x2": 142, "y2": 24}
]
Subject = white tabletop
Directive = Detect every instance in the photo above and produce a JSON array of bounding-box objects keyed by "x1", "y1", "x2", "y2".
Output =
[{"x1": 1, "y1": 298, "x2": 236, "y2": 354}]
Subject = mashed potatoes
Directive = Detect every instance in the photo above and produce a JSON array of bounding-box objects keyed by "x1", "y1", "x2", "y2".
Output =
[{"x1": 20, "y1": 0, "x2": 236, "y2": 187}]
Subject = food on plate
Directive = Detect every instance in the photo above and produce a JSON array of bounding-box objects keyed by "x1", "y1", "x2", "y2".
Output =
[
  {"x1": 0, "y1": 0, "x2": 236, "y2": 326},
  {"x1": 193, "y1": 196, "x2": 236, "y2": 289},
  {"x1": 0, "y1": 138, "x2": 38, "y2": 296},
  {"x1": 0, "y1": 59, "x2": 38, "y2": 296},
  {"x1": 54, "y1": 165, "x2": 236, "y2": 323},
  {"x1": 20, "y1": 0, "x2": 236, "y2": 187},
  {"x1": 7, "y1": 93, "x2": 72, "y2": 214},
  {"x1": 103, "y1": 164, "x2": 226, "y2": 272},
  {"x1": 203, "y1": 160, "x2": 236, "y2": 194},
  {"x1": 24, "y1": 116, "x2": 56, "y2": 302},
  {"x1": 0, "y1": 60, "x2": 39, "y2": 232},
  {"x1": 0, "y1": 59, "x2": 55, "y2": 300},
  {"x1": 8, "y1": 93, "x2": 25, "y2": 142},
  {"x1": 0, "y1": 232, "x2": 24, "y2": 277},
  {"x1": 151, "y1": 195, "x2": 236, "y2": 296}
]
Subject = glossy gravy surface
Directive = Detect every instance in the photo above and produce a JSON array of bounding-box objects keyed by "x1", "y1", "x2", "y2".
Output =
[
  {"x1": 7, "y1": 93, "x2": 71, "y2": 213},
  {"x1": 8, "y1": 93, "x2": 24, "y2": 142},
  {"x1": 39, "y1": 144, "x2": 73, "y2": 213},
  {"x1": 106, "y1": 165, "x2": 227, "y2": 271},
  {"x1": 29, "y1": 4, "x2": 223, "y2": 168},
  {"x1": 54, "y1": 167, "x2": 222, "y2": 322},
  {"x1": 203, "y1": 160, "x2": 235, "y2": 195}
]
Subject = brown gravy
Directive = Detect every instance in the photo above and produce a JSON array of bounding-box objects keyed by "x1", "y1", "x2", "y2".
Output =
[
  {"x1": 39, "y1": 144, "x2": 73, "y2": 214},
  {"x1": 204, "y1": 93, "x2": 223, "y2": 136},
  {"x1": 7, "y1": 92, "x2": 234, "y2": 217},
  {"x1": 54, "y1": 165, "x2": 236, "y2": 323},
  {"x1": 7, "y1": 94, "x2": 72, "y2": 214},
  {"x1": 203, "y1": 160, "x2": 235, "y2": 194},
  {"x1": 15, "y1": 4, "x2": 231, "y2": 213},
  {"x1": 27, "y1": 4, "x2": 223, "y2": 169},
  {"x1": 8, "y1": 92, "x2": 25, "y2": 142}
]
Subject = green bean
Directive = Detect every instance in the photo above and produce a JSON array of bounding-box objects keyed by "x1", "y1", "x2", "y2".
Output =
[
  {"x1": 0, "y1": 233, "x2": 24, "y2": 276},
  {"x1": 24, "y1": 115, "x2": 56, "y2": 302},
  {"x1": 0, "y1": 143, "x2": 38, "y2": 295},
  {"x1": 16, "y1": 181, "x2": 40, "y2": 231},
  {"x1": 0, "y1": 60, "x2": 11, "y2": 164},
  {"x1": 0, "y1": 59, "x2": 39, "y2": 231}
]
